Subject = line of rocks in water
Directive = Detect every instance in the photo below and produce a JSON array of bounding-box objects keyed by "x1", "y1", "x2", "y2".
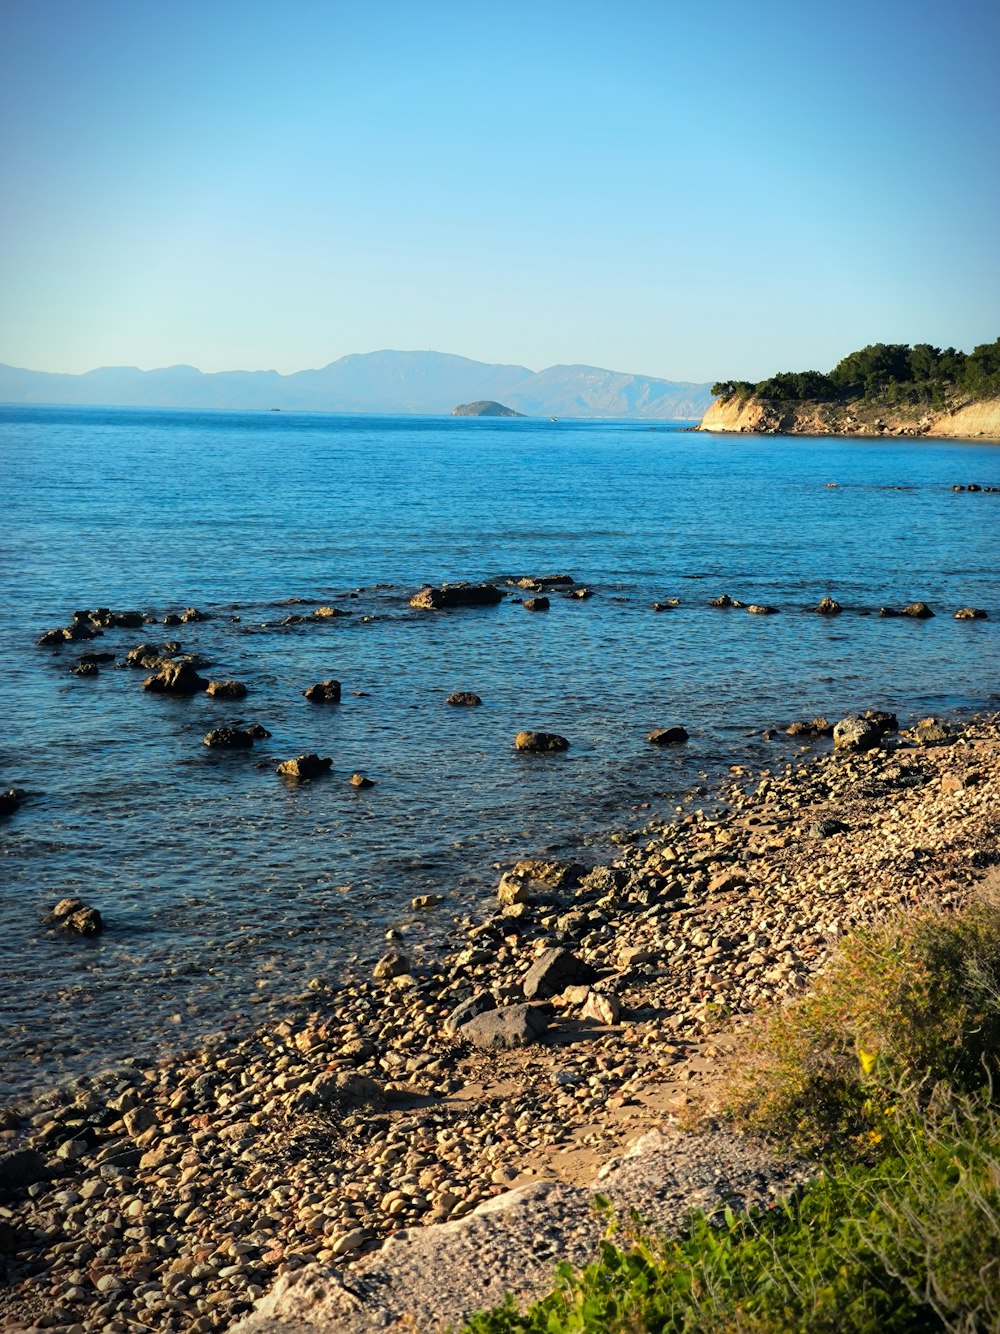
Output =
[{"x1": 3, "y1": 711, "x2": 999, "y2": 1332}]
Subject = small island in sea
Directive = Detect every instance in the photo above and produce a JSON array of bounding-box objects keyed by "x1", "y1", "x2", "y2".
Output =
[
  {"x1": 700, "y1": 336, "x2": 1000, "y2": 437},
  {"x1": 451, "y1": 399, "x2": 526, "y2": 417}
]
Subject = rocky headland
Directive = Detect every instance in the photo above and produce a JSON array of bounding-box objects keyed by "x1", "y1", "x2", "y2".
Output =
[
  {"x1": 698, "y1": 392, "x2": 1000, "y2": 439},
  {"x1": 3, "y1": 708, "x2": 1000, "y2": 1333}
]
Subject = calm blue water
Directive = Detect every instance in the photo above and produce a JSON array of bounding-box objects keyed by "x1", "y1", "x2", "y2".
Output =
[{"x1": 1, "y1": 405, "x2": 999, "y2": 1099}]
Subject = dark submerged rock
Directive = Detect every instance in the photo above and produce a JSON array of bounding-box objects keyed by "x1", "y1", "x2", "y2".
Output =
[
  {"x1": 409, "y1": 582, "x2": 503, "y2": 610},
  {"x1": 303, "y1": 680, "x2": 342, "y2": 704},
  {"x1": 206, "y1": 680, "x2": 248, "y2": 700},
  {"x1": 515, "y1": 731, "x2": 570, "y2": 753},
  {"x1": 446, "y1": 691, "x2": 482, "y2": 707},
  {"x1": 203, "y1": 727, "x2": 255, "y2": 750},
  {"x1": 276, "y1": 754, "x2": 332, "y2": 781},
  {"x1": 141, "y1": 661, "x2": 209, "y2": 694},
  {"x1": 444, "y1": 991, "x2": 497, "y2": 1035},
  {"x1": 647, "y1": 726, "x2": 689, "y2": 746},
  {"x1": 0, "y1": 788, "x2": 27, "y2": 817}
]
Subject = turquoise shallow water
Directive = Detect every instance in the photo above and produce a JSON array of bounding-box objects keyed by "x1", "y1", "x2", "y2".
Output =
[{"x1": 1, "y1": 405, "x2": 999, "y2": 1099}]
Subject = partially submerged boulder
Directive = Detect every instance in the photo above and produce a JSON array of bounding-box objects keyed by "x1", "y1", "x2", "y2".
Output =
[
  {"x1": 48, "y1": 897, "x2": 102, "y2": 935},
  {"x1": 446, "y1": 691, "x2": 482, "y2": 707},
  {"x1": 206, "y1": 680, "x2": 247, "y2": 700},
  {"x1": 955, "y1": 607, "x2": 988, "y2": 620},
  {"x1": 142, "y1": 661, "x2": 208, "y2": 694},
  {"x1": 515, "y1": 731, "x2": 569, "y2": 753},
  {"x1": 647, "y1": 726, "x2": 689, "y2": 746},
  {"x1": 0, "y1": 789, "x2": 27, "y2": 817},
  {"x1": 786, "y1": 718, "x2": 833, "y2": 738},
  {"x1": 276, "y1": 754, "x2": 332, "y2": 781},
  {"x1": 303, "y1": 680, "x2": 342, "y2": 704},
  {"x1": 900, "y1": 602, "x2": 934, "y2": 619},
  {"x1": 409, "y1": 583, "x2": 503, "y2": 610},
  {"x1": 814, "y1": 595, "x2": 842, "y2": 614},
  {"x1": 832, "y1": 715, "x2": 881, "y2": 753},
  {"x1": 523, "y1": 597, "x2": 550, "y2": 612},
  {"x1": 204, "y1": 727, "x2": 255, "y2": 749}
]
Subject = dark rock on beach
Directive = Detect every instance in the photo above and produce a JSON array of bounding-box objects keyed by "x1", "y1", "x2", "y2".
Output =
[
  {"x1": 444, "y1": 991, "x2": 497, "y2": 1036},
  {"x1": 0, "y1": 1148, "x2": 49, "y2": 1198},
  {"x1": 913, "y1": 716, "x2": 951, "y2": 744},
  {"x1": 515, "y1": 731, "x2": 570, "y2": 753},
  {"x1": 276, "y1": 754, "x2": 332, "y2": 781},
  {"x1": 523, "y1": 947, "x2": 598, "y2": 1000},
  {"x1": 647, "y1": 727, "x2": 689, "y2": 746},
  {"x1": 447, "y1": 691, "x2": 482, "y2": 707},
  {"x1": 409, "y1": 582, "x2": 503, "y2": 610},
  {"x1": 141, "y1": 661, "x2": 209, "y2": 694}
]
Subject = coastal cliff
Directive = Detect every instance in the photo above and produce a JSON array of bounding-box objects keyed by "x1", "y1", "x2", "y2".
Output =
[{"x1": 698, "y1": 393, "x2": 1000, "y2": 439}]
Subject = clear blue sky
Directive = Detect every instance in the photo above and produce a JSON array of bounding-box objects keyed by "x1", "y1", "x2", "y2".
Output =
[{"x1": 1, "y1": 0, "x2": 997, "y2": 381}]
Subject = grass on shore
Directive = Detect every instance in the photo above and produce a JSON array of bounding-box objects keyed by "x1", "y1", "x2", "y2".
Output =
[{"x1": 460, "y1": 895, "x2": 1000, "y2": 1333}]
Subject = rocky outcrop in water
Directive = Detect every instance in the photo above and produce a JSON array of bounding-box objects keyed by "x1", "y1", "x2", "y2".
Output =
[
  {"x1": 409, "y1": 583, "x2": 503, "y2": 610},
  {"x1": 514, "y1": 731, "x2": 569, "y2": 753},
  {"x1": 451, "y1": 401, "x2": 525, "y2": 418}
]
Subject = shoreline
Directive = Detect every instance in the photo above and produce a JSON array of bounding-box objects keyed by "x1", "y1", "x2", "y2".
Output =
[{"x1": 3, "y1": 711, "x2": 1000, "y2": 1331}]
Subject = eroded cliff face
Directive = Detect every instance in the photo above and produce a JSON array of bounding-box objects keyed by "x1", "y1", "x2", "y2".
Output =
[{"x1": 698, "y1": 394, "x2": 1000, "y2": 440}]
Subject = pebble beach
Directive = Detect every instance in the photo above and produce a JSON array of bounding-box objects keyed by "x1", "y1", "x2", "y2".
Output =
[{"x1": 3, "y1": 708, "x2": 999, "y2": 1332}]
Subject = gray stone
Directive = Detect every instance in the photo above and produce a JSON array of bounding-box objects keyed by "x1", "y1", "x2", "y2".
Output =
[
  {"x1": 444, "y1": 992, "x2": 497, "y2": 1035},
  {"x1": 0, "y1": 1148, "x2": 49, "y2": 1196},
  {"x1": 523, "y1": 948, "x2": 598, "y2": 1000},
  {"x1": 374, "y1": 950, "x2": 410, "y2": 981},
  {"x1": 460, "y1": 1004, "x2": 548, "y2": 1050},
  {"x1": 311, "y1": 1072, "x2": 386, "y2": 1112},
  {"x1": 832, "y1": 715, "x2": 881, "y2": 753}
]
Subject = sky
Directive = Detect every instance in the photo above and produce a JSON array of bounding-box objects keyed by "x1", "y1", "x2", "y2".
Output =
[{"x1": 1, "y1": 0, "x2": 998, "y2": 382}]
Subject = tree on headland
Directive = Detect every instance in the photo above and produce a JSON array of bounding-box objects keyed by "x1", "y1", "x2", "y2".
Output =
[{"x1": 712, "y1": 337, "x2": 1000, "y2": 407}]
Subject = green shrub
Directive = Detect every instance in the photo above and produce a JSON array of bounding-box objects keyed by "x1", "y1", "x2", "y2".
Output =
[
  {"x1": 461, "y1": 1094, "x2": 1000, "y2": 1333},
  {"x1": 721, "y1": 902, "x2": 1000, "y2": 1159}
]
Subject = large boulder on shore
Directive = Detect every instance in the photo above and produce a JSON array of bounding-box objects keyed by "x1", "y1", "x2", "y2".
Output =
[
  {"x1": 459, "y1": 1004, "x2": 548, "y2": 1049},
  {"x1": 409, "y1": 583, "x2": 503, "y2": 610},
  {"x1": 523, "y1": 947, "x2": 597, "y2": 1000},
  {"x1": 832, "y1": 715, "x2": 881, "y2": 753}
]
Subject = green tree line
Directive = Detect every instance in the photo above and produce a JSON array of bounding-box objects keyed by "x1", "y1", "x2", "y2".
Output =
[{"x1": 712, "y1": 337, "x2": 1000, "y2": 407}]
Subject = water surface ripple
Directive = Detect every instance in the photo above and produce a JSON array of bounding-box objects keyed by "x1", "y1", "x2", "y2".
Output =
[{"x1": 1, "y1": 407, "x2": 998, "y2": 1099}]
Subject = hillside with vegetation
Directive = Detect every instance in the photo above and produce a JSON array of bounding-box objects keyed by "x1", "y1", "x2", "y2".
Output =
[{"x1": 701, "y1": 338, "x2": 1000, "y2": 437}]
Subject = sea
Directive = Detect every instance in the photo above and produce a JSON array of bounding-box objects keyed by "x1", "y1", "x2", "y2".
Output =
[{"x1": 1, "y1": 404, "x2": 999, "y2": 1102}]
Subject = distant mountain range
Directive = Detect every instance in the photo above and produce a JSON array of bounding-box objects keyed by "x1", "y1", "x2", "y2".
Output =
[{"x1": 0, "y1": 351, "x2": 714, "y2": 420}]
